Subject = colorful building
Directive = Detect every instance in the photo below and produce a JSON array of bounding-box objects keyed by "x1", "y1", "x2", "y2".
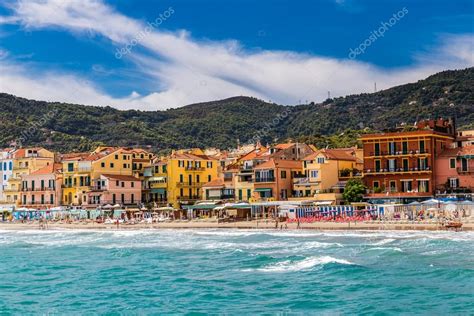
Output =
[
  {"x1": 253, "y1": 158, "x2": 303, "y2": 201},
  {"x1": 87, "y1": 174, "x2": 142, "y2": 206},
  {"x1": 4, "y1": 148, "x2": 55, "y2": 205},
  {"x1": 435, "y1": 145, "x2": 474, "y2": 193},
  {"x1": 293, "y1": 148, "x2": 363, "y2": 203},
  {"x1": 0, "y1": 149, "x2": 15, "y2": 203},
  {"x1": 20, "y1": 163, "x2": 63, "y2": 208},
  {"x1": 166, "y1": 149, "x2": 219, "y2": 208},
  {"x1": 360, "y1": 119, "x2": 456, "y2": 203}
]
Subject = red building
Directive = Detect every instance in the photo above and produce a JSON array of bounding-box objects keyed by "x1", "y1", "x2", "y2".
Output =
[{"x1": 360, "y1": 119, "x2": 456, "y2": 203}]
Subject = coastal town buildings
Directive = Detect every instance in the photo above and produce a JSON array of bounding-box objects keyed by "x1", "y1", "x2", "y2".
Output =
[
  {"x1": 360, "y1": 119, "x2": 456, "y2": 203},
  {"x1": 3, "y1": 148, "x2": 55, "y2": 205}
]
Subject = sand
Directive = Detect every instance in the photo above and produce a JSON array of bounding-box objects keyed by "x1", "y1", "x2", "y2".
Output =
[{"x1": 0, "y1": 220, "x2": 472, "y2": 231}]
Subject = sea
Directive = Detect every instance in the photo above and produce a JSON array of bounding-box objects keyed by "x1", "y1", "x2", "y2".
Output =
[{"x1": 0, "y1": 229, "x2": 472, "y2": 315}]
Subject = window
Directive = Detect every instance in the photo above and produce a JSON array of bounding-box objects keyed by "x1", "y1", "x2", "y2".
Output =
[
  {"x1": 116, "y1": 180, "x2": 119, "y2": 186},
  {"x1": 419, "y1": 140, "x2": 425, "y2": 153},
  {"x1": 121, "y1": 182, "x2": 125, "y2": 188},
  {"x1": 188, "y1": 175, "x2": 192, "y2": 184},
  {"x1": 449, "y1": 158, "x2": 456, "y2": 169},
  {"x1": 178, "y1": 160, "x2": 184, "y2": 167},
  {"x1": 449, "y1": 178, "x2": 459, "y2": 188},
  {"x1": 179, "y1": 174, "x2": 184, "y2": 183},
  {"x1": 180, "y1": 188, "x2": 183, "y2": 197},
  {"x1": 131, "y1": 182, "x2": 135, "y2": 188},
  {"x1": 207, "y1": 161, "x2": 213, "y2": 168},
  {"x1": 375, "y1": 160, "x2": 381, "y2": 172},
  {"x1": 101, "y1": 162, "x2": 105, "y2": 168},
  {"x1": 388, "y1": 142, "x2": 396, "y2": 155},
  {"x1": 112, "y1": 194, "x2": 116, "y2": 204},
  {"x1": 68, "y1": 163, "x2": 74, "y2": 172},
  {"x1": 281, "y1": 171, "x2": 287, "y2": 179},
  {"x1": 374, "y1": 143, "x2": 380, "y2": 156},
  {"x1": 131, "y1": 194, "x2": 134, "y2": 204},
  {"x1": 401, "y1": 180, "x2": 412, "y2": 192},
  {"x1": 196, "y1": 175, "x2": 200, "y2": 183},
  {"x1": 115, "y1": 154, "x2": 119, "y2": 159},
  {"x1": 50, "y1": 194, "x2": 54, "y2": 204},
  {"x1": 389, "y1": 181, "x2": 397, "y2": 193},
  {"x1": 41, "y1": 180, "x2": 45, "y2": 190},
  {"x1": 123, "y1": 163, "x2": 127, "y2": 168},
  {"x1": 388, "y1": 159, "x2": 396, "y2": 171},
  {"x1": 418, "y1": 180, "x2": 429, "y2": 193},
  {"x1": 121, "y1": 194, "x2": 125, "y2": 203},
  {"x1": 402, "y1": 141, "x2": 408, "y2": 154},
  {"x1": 317, "y1": 157, "x2": 325, "y2": 164},
  {"x1": 208, "y1": 175, "x2": 211, "y2": 182},
  {"x1": 402, "y1": 159, "x2": 409, "y2": 171},
  {"x1": 41, "y1": 194, "x2": 45, "y2": 204},
  {"x1": 110, "y1": 163, "x2": 114, "y2": 168}
]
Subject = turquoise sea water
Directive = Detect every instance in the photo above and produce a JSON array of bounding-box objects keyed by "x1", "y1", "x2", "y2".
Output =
[{"x1": 0, "y1": 229, "x2": 473, "y2": 314}]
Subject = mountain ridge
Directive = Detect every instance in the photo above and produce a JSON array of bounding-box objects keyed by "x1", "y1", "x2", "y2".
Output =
[{"x1": 0, "y1": 67, "x2": 472, "y2": 152}]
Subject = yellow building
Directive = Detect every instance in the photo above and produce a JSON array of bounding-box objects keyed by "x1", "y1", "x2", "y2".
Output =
[
  {"x1": 62, "y1": 147, "x2": 154, "y2": 206},
  {"x1": 165, "y1": 149, "x2": 218, "y2": 208},
  {"x1": 292, "y1": 148, "x2": 363, "y2": 203},
  {"x1": 4, "y1": 147, "x2": 55, "y2": 205},
  {"x1": 144, "y1": 161, "x2": 168, "y2": 206}
]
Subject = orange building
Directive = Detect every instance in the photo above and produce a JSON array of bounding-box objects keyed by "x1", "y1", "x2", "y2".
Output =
[
  {"x1": 361, "y1": 119, "x2": 455, "y2": 203},
  {"x1": 253, "y1": 158, "x2": 303, "y2": 201}
]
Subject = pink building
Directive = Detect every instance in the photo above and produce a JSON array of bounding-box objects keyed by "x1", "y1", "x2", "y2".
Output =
[
  {"x1": 435, "y1": 146, "x2": 474, "y2": 192},
  {"x1": 87, "y1": 174, "x2": 141, "y2": 207},
  {"x1": 20, "y1": 163, "x2": 63, "y2": 208}
]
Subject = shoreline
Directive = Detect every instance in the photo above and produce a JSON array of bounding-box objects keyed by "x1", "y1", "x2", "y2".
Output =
[{"x1": 0, "y1": 220, "x2": 472, "y2": 231}]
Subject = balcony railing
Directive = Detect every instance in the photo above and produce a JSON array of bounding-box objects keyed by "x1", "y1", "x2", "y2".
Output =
[
  {"x1": 185, "y1": 166, "x2": 205, "y2": 171},
  {"x1": 457, "y1": 167, "x2": 474, "y2": 174},
  {"x1": 370, "y1": 150, "x2": 429, "y2": 157},
  {"x1": 364, "y1": 167, "x2": 431, "y2": 174},
  {"x1": 177, "y1": 195, "x2": 201, "y2": 201},
  {"x1": 21, "y1": 187, "x2": 56, "y2": 192},
  {"x1": 176, "y1": 182, "x2": 202, "y2": 187},
  {"x1": 255, "y1": 177, "x2": 275, "y2": 183}
]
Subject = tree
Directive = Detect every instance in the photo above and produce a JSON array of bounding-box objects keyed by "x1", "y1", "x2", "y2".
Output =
[{"x1": 343, "y1": 178, "x2": 367, "y2": 203}]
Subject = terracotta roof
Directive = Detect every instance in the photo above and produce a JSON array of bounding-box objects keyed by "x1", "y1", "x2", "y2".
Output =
[
  {"x1": 170, "y1": 152, "x2": 216, "y2": 161},
  {"x1": 439, "y1": 145, "x2": 474, "y2": 157},
  {"x1": 274, "y1": 143, "x2": 295, "y2": 150},
  {"x1": 30, "y1": 163, "x2": 62, "y2": 175},
  {"x1": 254, "y1": 159, "x2": 302, "y2": 170},
  {"x1": 238, "y1": 147, "x2": 269, "y2": 161},
  {"x1": 303, "y1": 148, "x2": 356, "y2": 161},
  {"x1": 101, "y1": 174, "x2": 140, "y2": 181},
  {"x1": 202, "y1": 178, "x2": 225, "y2": 188}
]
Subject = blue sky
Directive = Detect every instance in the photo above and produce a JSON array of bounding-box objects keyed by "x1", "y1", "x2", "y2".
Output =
[{"x1": 0, "y1": 0, "x2": 472, "y2": 110}]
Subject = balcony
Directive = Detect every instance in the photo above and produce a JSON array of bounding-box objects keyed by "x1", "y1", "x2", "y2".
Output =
[
  {"x1": 177, "y1": 195, "x2": 201, "y2": 201},
  {"x1": 293, "y1": 177, "x2": 320, "y2": 185},
  {"x1": 65, "y1": 167, "x2": 91, "y2": 173},
  {"x1": 365, "y1": 191, "x2": 432, "y2": 198},
  {"x1": 369, "y1": 150, "x2": 429, "y2": 157},
  {"x1": 255, "y1": 177, "x2": 275, "y2": 183},
  {"x1": 21, "y1": 187, "x2": 56, "y2": 192},
  {"x1": 457, "y1": 167, "x2": 474, "y2": 174},
  {"x1": 185, "y1": 166, "x2": 205, "y2": 171},
  {"x1": 176, "y1": 182, "x2": 202, "y2": 188},
  {"x1": 364, "y1": 167, "x2": 431, "y2": 175},
  {"x1": 339, "y1": 169, "x2": 363, "y2": 179}
]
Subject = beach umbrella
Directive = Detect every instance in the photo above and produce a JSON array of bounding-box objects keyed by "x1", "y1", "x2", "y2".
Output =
[{"x1": 421, "y1": 199, "x2": 441, "y2": 205}]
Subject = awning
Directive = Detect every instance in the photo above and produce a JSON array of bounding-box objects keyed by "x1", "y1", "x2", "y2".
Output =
[
  {"x1": 254, "y1": 188, "x2": 272, "y2": 192},
  {"x1": 186, "y1": 204, "x2": 221, "y2": 210},
  {"x1": 151, "y1": 188, "x2": 166, "y2": 194},
  {"x1": 149, "y1": 176, "x2": 166, "y2": 181}
]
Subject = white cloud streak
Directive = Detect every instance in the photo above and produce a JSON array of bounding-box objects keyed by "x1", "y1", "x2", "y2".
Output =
[{"x1": 0, "y1": 0, "x2": 473, "y2": 110}]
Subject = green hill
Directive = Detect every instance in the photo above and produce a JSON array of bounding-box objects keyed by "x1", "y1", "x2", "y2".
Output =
[{"x1": 0, "y1": 67, "x2": 472, "y2": 152}]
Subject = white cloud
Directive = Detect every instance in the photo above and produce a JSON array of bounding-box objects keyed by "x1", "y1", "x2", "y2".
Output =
[{"x1": 0, "y1": 0, "x2": 472, "y2": 110}]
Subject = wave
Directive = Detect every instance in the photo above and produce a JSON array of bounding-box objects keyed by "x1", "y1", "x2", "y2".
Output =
[
  {"x1": 368, "y1": 247, "x2": 403, "y2": 252},
  {"x1": 371, "y1": 238, "x2": 396, "y2": 246},
  {"x1": 242, "y1": 256, "x2": 354, "y2": 273}
]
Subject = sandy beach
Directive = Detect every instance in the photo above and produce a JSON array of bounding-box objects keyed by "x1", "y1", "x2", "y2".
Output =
[{"x1": 0, "y1": 220, "x2": 472, "y2": 231}]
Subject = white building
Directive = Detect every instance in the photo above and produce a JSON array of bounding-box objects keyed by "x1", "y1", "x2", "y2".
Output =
[{"x1": 0, "y1": 149, "x2": 15, "y2": 203}]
